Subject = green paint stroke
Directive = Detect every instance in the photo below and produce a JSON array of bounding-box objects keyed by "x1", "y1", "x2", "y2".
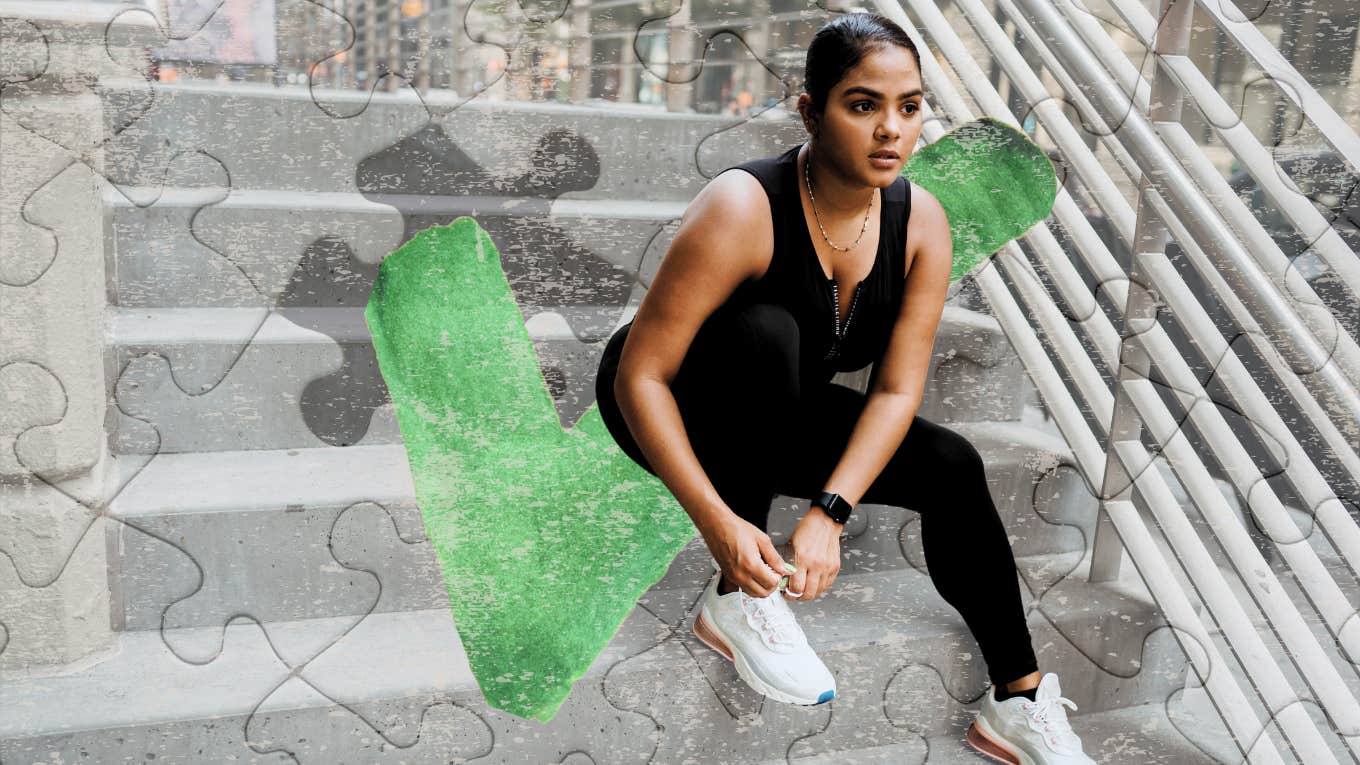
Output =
[
  {"x1": 904, "y1": 117, "x2": 1058, "y2": 282},
  {"x1": 363, "y1": 117, "x2": 1057, "y2": 722},
  {"x1": 364, "y1": 220, "x2": 694, "y2": 722}
]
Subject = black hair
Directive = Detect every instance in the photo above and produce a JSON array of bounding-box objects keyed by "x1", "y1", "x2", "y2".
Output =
[{"x1": 802, "y1": 12, "x2": 922, "y2": 125}]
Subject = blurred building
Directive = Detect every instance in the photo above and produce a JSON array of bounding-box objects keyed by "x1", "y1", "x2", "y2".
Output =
[{"x1": 146, "y1": 0, "x2": 1360, "y2": 134}]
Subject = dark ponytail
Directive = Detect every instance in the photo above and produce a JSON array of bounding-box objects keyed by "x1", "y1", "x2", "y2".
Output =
[{"x1": 803, "y1": 12, "x2": 921, "y2": 132}]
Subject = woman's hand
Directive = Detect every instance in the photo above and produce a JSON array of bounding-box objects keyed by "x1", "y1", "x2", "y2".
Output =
[
  {"x1": 785, "y1": 511, "x2": 843, "y2": 600},
  {"x1": 702, "y1": 513, "x2": 791, "y2": 599}
]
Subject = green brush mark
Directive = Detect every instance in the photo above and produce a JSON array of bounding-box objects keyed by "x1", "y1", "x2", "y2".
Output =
[
  {"x1": 904, "y1": 117, "x2": 1057, "y2": 282},
  {"x1": 364, "y1": 117, "x2": 1057, "y2": 722},
  {"x1": 365, "y1": 220, "x2": 694, "y2": 722}
]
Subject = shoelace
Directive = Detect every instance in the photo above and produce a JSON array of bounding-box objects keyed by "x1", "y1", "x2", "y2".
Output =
[
  {"x1": 1022, "y1": 694, "x2": 1082, "y2": 752},
  {"x1": 738, "y1": 591, "x2": 803, "y2": 651}
]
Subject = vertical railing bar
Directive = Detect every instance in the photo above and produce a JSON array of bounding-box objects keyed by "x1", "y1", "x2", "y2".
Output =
[{"x1": 1086, "y1": 0, "x2": 1191, "y2": 586}]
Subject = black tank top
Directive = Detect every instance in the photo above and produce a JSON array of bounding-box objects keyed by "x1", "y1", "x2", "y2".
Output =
[{"x1": 719, "y1": 143, "x2": 912, "y2": 387}]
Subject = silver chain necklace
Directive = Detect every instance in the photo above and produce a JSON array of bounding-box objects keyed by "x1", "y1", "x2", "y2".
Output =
[{"x1": 803, "y1": 143, "x2": 874, "y2": 253}]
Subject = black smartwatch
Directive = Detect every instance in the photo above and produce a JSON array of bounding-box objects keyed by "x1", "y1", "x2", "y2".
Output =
[{"x1": 812, "y1": 491, "x2": 853, "y2": 525}]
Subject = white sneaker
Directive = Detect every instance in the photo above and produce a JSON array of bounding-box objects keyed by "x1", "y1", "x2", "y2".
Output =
[
  {"x1": 691, "y1": 569, "x2": 837, "y2": 705},
  {"x1": 966, "y1": 672, "x2": 1097, "y2": 764}
]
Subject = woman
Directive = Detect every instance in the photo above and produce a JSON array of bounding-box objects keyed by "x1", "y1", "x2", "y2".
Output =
[{"x1": 594, "y1": 13, "x2": 1095, "y2": 765}]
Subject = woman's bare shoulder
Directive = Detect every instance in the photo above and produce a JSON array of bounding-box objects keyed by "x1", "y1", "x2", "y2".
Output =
[
  {"x1": 670, "y1": 168, "x2": 775, "y2": 278},
  {"x1": 684, "y1": 168, "x2": 774, "y2": 227},
  {"x1": 618, "y1": 169, "x2": 776, "y2": 382},
  {"x1": 904, "y1": 182, "x2": 951, "y2": 275}
]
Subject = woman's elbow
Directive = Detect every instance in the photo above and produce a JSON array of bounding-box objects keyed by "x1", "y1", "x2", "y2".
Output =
[{"x1": 615, "y1": 365, "x2": 669, "y2": 405}]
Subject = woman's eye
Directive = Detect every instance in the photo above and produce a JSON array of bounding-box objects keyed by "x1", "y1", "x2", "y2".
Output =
[
  {"x1": 904, "y1": 102, "x2": 919, "y2": 115},
  {"x1": 853, "y1": 101, "x2": 873, "y2": 112}
]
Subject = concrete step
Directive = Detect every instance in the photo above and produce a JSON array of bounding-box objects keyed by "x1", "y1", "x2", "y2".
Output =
[
  {"x1": 108, "y1": 302, "x2": 1029, "y2": 455},
  {"x1": 761, "y1": 702, "x2": 1219, "y2": 764},
  {"x1": 0, "y1": 556, "x2": 1199, "y2": 763},
  {"x1": 106, "y1": 414, "x2": 1092, "y2": 632},
  {"x1": 101, "y1": 79, "x2": 801, "y2": 202},
  {"x1": 106, "y1": 186, "x2": 686, "y2": 309},
  {"x1": 108, "y1": 305, "x2": 606, "y2": 454}
]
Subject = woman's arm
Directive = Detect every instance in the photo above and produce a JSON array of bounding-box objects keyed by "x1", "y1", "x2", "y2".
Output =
[
  {"x1": 612, "y1": 169, "x2": 773, "y2": 537},
  {"x1": 817, "y1": 183, "x2": 953, "y2": 510},
  {"x1": 783, "y1": 183, "x2": 952, "y2": 602}
]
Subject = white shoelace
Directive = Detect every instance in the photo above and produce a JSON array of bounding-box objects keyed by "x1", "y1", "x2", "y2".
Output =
[
  {"x1": 738, "y1": 591, "x2": 803, "y2": 651},
  {"x1": 1022, "y1": 694, "x2": 1082, "y2": 752}
]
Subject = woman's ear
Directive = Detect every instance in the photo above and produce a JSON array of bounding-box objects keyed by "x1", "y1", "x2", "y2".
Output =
[{"x1": 796, "y1": 94, "x2": 818, "y2": 137}]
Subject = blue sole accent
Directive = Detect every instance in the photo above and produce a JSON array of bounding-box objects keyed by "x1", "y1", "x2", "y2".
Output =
[{"x1": 817, "y1": 690, "x2": 835, "y2": 704}]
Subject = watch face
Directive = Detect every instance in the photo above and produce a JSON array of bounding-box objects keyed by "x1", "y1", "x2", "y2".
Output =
[{"x1": 816, "y1": 492, "x2": 850, "y2": 523}]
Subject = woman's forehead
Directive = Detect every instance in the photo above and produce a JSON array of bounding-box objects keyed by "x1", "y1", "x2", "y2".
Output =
[{"x1": 836, "y1": 48, "x2": 921, "y2": 92}]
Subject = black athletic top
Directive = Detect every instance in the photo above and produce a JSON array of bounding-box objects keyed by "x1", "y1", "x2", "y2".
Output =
[{"x1": 719, "y1": 143, "x2": 913, "y2": 388}]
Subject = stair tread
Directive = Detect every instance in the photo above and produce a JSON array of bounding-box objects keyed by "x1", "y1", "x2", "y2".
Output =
[
  {"x1": 111, "y1": 444, "x2": 414, "y2": 517},
  {"x1": 920, "y1": 702, "x2": 1219, "y2": 765},
  {"x1": 110, "y1": 412, "x2": 1074, "y2": 518},
  {"x1": 109, "y1": 305, "x2": 613, "y2": 346},
  {"x1": 0, "y1": 556, "x2": 1155, "y2": 740},
  {"x1": 755, "y1": 701, "x2": 1219, "y2": 764},
  {"x1": 106, "y1": 186, "x2": 690, "y2": 220}
]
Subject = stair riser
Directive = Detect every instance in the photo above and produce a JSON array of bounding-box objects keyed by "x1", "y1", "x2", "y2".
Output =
[
  {"x1": 103, "y1": 83, "x2": 800, "y2": 201},
  {"x1": 0, "y1": 614, "x2": 1185, "y2": 765},
  {"x1": 107, "y1": 501, "x2": 915, "y2": 634},
  {"x1": 110, "y1": 450, "x2": 1094, "y2": 632},
  {"x1": 110, "y1": 321, "x2": 598, "y2": 453},
  {"x1": 110, "y1": 307, "x2": 1029, "y2": 456},
  {"x1": 108, "y1": 196, "x2": 675, "y2": 309}
]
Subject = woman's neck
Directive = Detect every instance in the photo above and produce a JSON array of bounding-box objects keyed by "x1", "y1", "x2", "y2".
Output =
[{"x1": 800, "y1": 141, "x2": 877, "y2": 216}]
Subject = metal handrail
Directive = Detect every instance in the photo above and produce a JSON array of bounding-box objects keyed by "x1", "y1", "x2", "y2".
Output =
[
  {"x1": 1052, "y1": 0, "x2": 1360, "y2": 393},
  {"x1": 1014, "y1": 0, "x2": 1360, "y2": 432},
  {"x1": 1081, "y1": 0, "x2": 1360, "y2": 318}
]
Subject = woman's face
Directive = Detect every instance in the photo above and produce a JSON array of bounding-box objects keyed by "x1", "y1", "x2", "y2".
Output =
[{"x1": 803, "y1": 44, "x2": 924, "y2": 188}]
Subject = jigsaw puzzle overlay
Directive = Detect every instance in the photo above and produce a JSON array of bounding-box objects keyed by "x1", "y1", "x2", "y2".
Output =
[{"x1": 1, "y1": 0, "x2": 1355, "y2": 761}]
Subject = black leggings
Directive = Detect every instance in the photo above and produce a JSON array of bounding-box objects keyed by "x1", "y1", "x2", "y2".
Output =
[{"x1": 594, "y1": 300, "x2": 1039, "y2": 689}]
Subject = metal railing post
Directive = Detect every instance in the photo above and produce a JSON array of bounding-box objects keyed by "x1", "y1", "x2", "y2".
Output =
[{"x1": 1090, "y1": 0, "x2": 1194, "y2": 582}]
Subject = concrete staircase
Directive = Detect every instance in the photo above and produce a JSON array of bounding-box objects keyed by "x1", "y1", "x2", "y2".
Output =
[{"x1": 0, "y1": 81, "x2": 1232, "y2": 763}]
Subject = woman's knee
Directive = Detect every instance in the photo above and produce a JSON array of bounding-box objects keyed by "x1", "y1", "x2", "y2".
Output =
[{"x1": 935, "y1": 427, "x2": 986, "y2": 477}]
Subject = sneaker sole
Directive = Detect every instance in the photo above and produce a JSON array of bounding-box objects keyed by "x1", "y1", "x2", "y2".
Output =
[
  {"x1": 692, "y1": 610, "x2": 835, "y2": 707},
  {"x1": 966, "y1": 715, "x2": 1033, "y2": 765}
]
